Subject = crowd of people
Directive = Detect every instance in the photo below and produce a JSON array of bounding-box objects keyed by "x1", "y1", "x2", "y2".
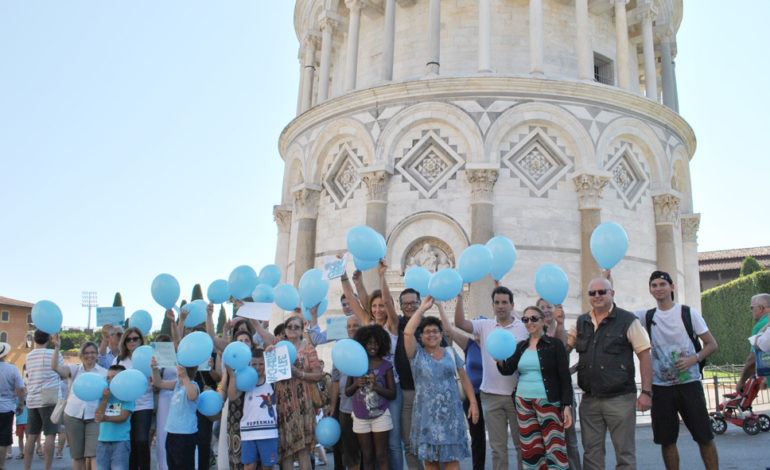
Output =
[{"x1": 6, "y1": 261, "x2": 767, "y2": 470}]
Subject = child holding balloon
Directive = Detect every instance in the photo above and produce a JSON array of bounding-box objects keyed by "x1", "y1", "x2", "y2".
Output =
[
  {"x1": 94, "y1": 365, "x2": 134, "y2": 470},
  {"x1": 345, "y1": 324, "x2": 397, "y2": 470}
]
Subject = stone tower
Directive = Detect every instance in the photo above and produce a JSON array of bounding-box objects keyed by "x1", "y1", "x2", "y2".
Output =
[{"x1": 274, "y1": 0, "x2": 697, "y2": 319}]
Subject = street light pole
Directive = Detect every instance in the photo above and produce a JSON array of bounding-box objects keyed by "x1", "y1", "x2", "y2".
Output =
[{"x1": 82, "y1": 291, "x2": 97, "y2": 333}]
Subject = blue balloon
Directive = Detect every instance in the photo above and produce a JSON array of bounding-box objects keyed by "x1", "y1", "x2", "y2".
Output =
[
  {"x1": 183, "y1": 299, "x2": 208, "y2": 328},
  {"x1": 486, "y1": 236, "x2": 517, "y2": 281},
  {"x1": 235, "y1": 367, "x2": 259, "y2": 391},
  {"x1": 258, "y1": 264, "x2": 282, "y2": 287},
  {"x1": 129, "y1": 310, "x2": 152, "y2": 336},
  {"x1": 228, "y1": 265, "x2": 259, "y2": 300},
  {"x1": 457, "y1": 244, "x2": 493, "y2": 283},
  {"x1": 301, "y1": 297, "x2": 328, "y2": 321},
  {"x1": 534, "y1": 264, "x2": 569, "y2": 306},
  {"x1": 346, "y1": 226, "x2": 385, "y2": 261},
  {"x1": 73, "y1": 372, "x2": 107, "y2": 402},
  {"x1": 275, "y1": 340, "x2": 297, "y2": 364},
  {"x1": 353, "y1": 256, "x2": 379, "y2": 271},
  {"x1": 151, "y1": 273, "x2": 180, "y2": 310},
  {"x1": 197, "y1": 390, "x2": 223, "y2": 416},
  {"x1": 31, "y1": 300, "x2": 62, "y2": 334},
  {"x1": 485, "y1": 329, "x2": 517, "y2": 360},
  {"x1": 428, "y1": 269, "x2": 464, "y2": 301},
  {"x1": 223, "y1": 341, "x2": 252, "y2": 371},
  {"x1": 131, "y1": 345, "x2": 154, "y2": 377},
  {"x1": 298, "y1": 269, "x2": 329, "y2": 307},
  {"x1": 274, "y1": 284, "x2": 300, "y2": 311},
  {"x1": 404, "y1": 267, "x2": 432, "y2": 297},
  {"x1": 177, "y1": 331, "x2": 214, "y2": 367},
  {"x1": 316, "y1": 417, "x2": 342, "y2": 446},
  {"x1": 331, "y1": 339, "x2": 368, "y2": 377},
  {"x1": 590, "y1": 222, "x2": 629, "y2": 269},
  {"x1": 252, "y1": 284, "x2": 274, "y2": 303},
  {"x1": 110, "y1": 369, "x2": 148, "y2": 402},
  {"x1": 207, "y1": 279, "x2": 230, "y2": 304}
]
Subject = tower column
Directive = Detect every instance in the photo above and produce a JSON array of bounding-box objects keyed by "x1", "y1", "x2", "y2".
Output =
[
  {"x1": 466, "y1": 168, "x2": 499, "y2": 319},
  {"x1": 529, "y1": 0, "x2": 544, "y2": 74},
  {"x1": 382, "y1": 0, "x2": 396, "y2": 81},
  {"x1": 426, "y1": 0, "x2": 441, "y2": 75},
  {"x1": 300, "y1": 36, "x2": 318, "y2": 113},
  {"x1": 344, "y1": 0, "x2": 363, "y2": 91},
  {"x1": 681, "y1": 213, "x2": 701, "y2": 311},
  {"x1": 361, "y1": 169, "x2": 391, "y2": 288},
  {"x1": 652, "y1": 192, "x2": 681, "y2": 289},
  {"x1": 660, "y1": 33, "x2": 677, "y2": 110},
  {"x1": 292, "y1": 187, "x2": 321, "y2": 286},
  {"x1": 318, "y1": 17, "x2": 336, "y2": 102},
  {"x1": 273, "y1": 206, "x2": 293, "y2": 283},
  {"x1": 614, "y1": 0, "x2": 630, "y2": 89},
  {"x1": 640, "y1": 3, "x2": 658, "y2": 99},
  {"x1": 574, "y1": 174, "x2": 610, "y2": 313},
  {"x1": 575, "y1": 0, "x2": 592, "y2": 80},
  {"x1": 478, "y1": 0, "x2": 491, "y2": 72}
]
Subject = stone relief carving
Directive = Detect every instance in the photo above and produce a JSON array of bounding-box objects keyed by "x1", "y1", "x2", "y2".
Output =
[
  {"x1": 395, "y1": 129, "x2": 464, "y2": 198},
  {"x1": 273, "y1": 205, "x2": 293, "y2": 233},
  {"x1": 605, "y1": 142, "x2": 649, "y2": 209},
  {"x1": 293, "y1": 187, "x2": 321, "y2": 219},
  {"x1": 403, "y1": 238, "x2": 455, "y2": 273},
  {"x1": 501, "y1": 127, "x2": 573, "y2": 198},
  {"x1": 680, "y1": 213, "x2": 700, "y2": 243},
  {"x1": 466, "y1": 169, "x2": 499, "y2": 202},
  {"x1": 323, "y1": 142, "x2": 363, "y2": 208},
  {"x1": 653, "y1": 193, "x2": 681, "y2": 226},
  {"x1": 573, "y1": 174, "x2": 610, "y2": 210},
  {"x1": 361, "y1": 170, "x2": 388, "y2": 202}
]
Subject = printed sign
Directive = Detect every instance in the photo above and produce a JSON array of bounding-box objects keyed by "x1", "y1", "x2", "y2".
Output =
[
  {"x1": 96, "y1": 307, "x2": 125, "y2": 327},
  {"x1": 152, "y1": 342, "x2": 178, "y2": 368},
  {"x1": 322, "y1": 253, "x2": 348, "y2": 281},
  {"x1": 236, "y1": 302, "x2": 273, "y2": 321},
  {"x1": 326, "y1": 316, "x2": 349, "y2": 340},
  {"x1": 265, "y1": 345, "x2": 292, "y2": 384}
]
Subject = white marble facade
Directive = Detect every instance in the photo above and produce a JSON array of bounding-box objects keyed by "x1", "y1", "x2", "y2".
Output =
[{"x1": 274, "y1": 0, "x2": 699, "y2": 322}]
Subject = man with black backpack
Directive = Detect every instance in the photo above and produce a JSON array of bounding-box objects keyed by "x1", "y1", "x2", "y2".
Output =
[{"x1": 635, "y1": 271, "x2": 719, "y2": 470}]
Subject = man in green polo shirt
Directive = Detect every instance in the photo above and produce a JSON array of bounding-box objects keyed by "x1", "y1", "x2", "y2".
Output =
[{"x1": 737, "y1": 293, "x2": 770, "y2": 392}]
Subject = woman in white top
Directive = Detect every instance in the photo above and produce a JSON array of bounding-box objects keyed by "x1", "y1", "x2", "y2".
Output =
[
  {"x1": 51, "y1": 335, "x2": 107, "y2": 470},
  {"x1": 113, "y1": 327, "x2": 155, "y2": 470}
]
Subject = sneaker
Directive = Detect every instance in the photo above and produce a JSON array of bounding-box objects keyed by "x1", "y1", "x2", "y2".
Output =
[
  {"x1": 56, "y1": 451, "x2": 63, "y2": 459},
  {"x1": 16, "y1": 453, "x2": 24, "y2": 460}
]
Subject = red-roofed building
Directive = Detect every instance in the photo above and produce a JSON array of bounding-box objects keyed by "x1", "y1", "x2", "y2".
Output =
[
  {"x1": 698, "y1": 246, "x2": 770, "y2": 291},
  {"x1": 0, "y1": 296, "x2": 36, "y2": 371}
]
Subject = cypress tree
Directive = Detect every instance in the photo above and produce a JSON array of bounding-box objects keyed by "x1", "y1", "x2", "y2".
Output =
[
  {"x1": 191, "y1": 284, "x2": 204, "y2": 301},
  {"x1": 113, "y1": 292, "x2": 123, "y2": 307},
  {"x1": 216, "y1": 305, "x2": 227, "y2": 336}
]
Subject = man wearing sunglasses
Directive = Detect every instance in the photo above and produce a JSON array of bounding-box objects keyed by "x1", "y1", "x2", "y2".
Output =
[
  {"x1": 562, "y1": 277, "x2": 652, "y2": 470},
  {"x1": 98, "y1": 324, "x2": 123, "y2": 369},
  {"x1": 634, "y1": 271, "x2": 718, "y2": 470}
]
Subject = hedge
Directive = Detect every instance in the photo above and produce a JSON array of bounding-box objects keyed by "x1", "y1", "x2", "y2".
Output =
[{"x1": 701, "y1": 270, "x2": 770, "y2": 365}]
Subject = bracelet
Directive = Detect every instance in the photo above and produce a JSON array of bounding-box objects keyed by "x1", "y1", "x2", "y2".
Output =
[{"x1": 695, "y1": 352, "x2": 701, "y2": 362}]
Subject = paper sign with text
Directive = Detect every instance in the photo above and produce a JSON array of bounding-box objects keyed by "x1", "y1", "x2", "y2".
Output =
[
  {"x1": 152, "y1": 342, "x2": 178, "y2": 368},
  {"x1": 96, "y1": 307, "x2": 125, "y2": 327},
  {"x1": 322, "y1": 253, "x2": 348, "y2": 281},
  {"x1": 265, "y1": 345, "x2": 292, "y2": 384},
  {"x1": 326, "y1": 316, "x2": 349, "y2": 340},
  {"x1": 236, "y1": 302, "x2": 273, "y2": 321}
]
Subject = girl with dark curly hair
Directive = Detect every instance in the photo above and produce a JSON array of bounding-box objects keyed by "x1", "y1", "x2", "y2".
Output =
[{"x1": 346, "y1": 324, "x2": 397, "y2": 470}]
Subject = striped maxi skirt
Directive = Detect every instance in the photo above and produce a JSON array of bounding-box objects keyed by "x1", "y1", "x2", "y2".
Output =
[{"x1": 514, "y1": 396, "x2": 569, "y2": 470}]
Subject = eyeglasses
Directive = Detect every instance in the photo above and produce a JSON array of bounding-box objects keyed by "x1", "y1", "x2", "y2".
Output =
[
  {"x1": 588, "y1": 289, "x2": 609, "y2": 297},
  {"x1": 112, "y1": 331, "x2": 123, "y2": 336},
  {"x1": 521, "y1": 316, "x2": 541, "y2": 324},
  {"x1": 126, "y1": 336, "x2": 141, "y2": 343},
  {"x1": 421, "y1": 329, "x2": 441, "y2": 335},
  {"x1": 400, "y1": 301, "x2": 419, "y2": 307},
  {"x1": 286, "y1": 325, "x2": 302, "y2": 331}
]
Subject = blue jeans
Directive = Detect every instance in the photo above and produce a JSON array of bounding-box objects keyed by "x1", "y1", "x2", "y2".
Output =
[
  {"x1": 97, "y1": 441, "x2": 130, "y2": 470},
  {"x1": 388, "y1": 383, "x2": 403, "y2": 470}
]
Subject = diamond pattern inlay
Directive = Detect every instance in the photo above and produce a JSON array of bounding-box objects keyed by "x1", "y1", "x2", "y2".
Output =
[
  {"x1": 501, "y1": 128, "x2": 573, "y2": 197},
  {"x1": 605, "y1": 142, "x2": 648, "y2": 208},
  {"x1": 323, "y1": 142, "x2": 363, "y2": 208},
  {"x1": 395, "y1": 130, "x2": 464, "y2": 198}
]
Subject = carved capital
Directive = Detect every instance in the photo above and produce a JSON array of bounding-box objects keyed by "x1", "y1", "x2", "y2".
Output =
[
  {"x1": 637, "y1": 2, "x2": 658, "y2": 22},
  {"x1": 573, "y1": 174, "x2": 610, "y2": 210},
  {"x1": 614, "y1": 0, "x2": 629, "y2": 7},
  {"x1": 466, "y1": 169, "x2": 499, "y2": 202},
  {"x1": 293, "y1": 188, "x2": 321, "y2": 219},
  {"x1": 360, "y1": 170, "x2": 389, "y2": 202},
  {"x1": 680, "y1": 213, "x2": 700, "y2": 243},
  {"x1": 319, "y1": 16, "x2": 338, "y2": 33},
  {"x1": 652, "y1": 193, "x2": 681, "y2": 225},
  {"x1": 273, "y1": 205, "x2": 293, "y2": 233},
  {"x1": 345, "y1": 0, "x2": 363, "y2": 12}
]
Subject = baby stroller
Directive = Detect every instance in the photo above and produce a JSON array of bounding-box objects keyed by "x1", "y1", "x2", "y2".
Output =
[{"x1": 709, "y1": 375, "x2": 770, "y2": 435}]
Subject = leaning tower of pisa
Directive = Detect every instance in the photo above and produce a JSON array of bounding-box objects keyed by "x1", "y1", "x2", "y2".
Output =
[{"x1": 273, "y1": 0, "x2": 698, "y2": 319}]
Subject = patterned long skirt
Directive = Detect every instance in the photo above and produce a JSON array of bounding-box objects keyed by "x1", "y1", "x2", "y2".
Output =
[{"x1": 515, "y1": 396, "x2": 568, "y2": 470}]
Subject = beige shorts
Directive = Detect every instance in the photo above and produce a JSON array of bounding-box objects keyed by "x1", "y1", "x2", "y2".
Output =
[{"x1": 352, "y1": 409, "x2": 393, "y2": 434}]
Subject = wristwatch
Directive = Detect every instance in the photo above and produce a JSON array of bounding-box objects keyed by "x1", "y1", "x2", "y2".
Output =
[{"x1": 641, "y1": 390, "x2": 653, "y2": 398}]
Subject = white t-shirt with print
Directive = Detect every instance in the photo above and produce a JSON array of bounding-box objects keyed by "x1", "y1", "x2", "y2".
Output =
[{"x1": 240, "y1": 381, "x2": 278, "y2": 441}]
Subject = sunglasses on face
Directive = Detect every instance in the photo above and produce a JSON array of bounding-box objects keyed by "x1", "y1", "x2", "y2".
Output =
[
  {"x1": 588, "y1": 289, "x2": 609, "y2": 297},
  {"x1": 286, "y1": 324, "x2": 302, "y2": 331},
  {"x1": 521, "y1": 316, "x2": 541, "y2": 324},
  {"x1": 400, "y1": 301, "x2": 419, "y2": 307},
  {"x1": 126, "y1": 336, "x2": 141, "y2": 343}
]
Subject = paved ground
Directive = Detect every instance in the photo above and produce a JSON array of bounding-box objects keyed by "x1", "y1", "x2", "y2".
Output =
[{"x1": 5, "y1": 421, "x2": 769, "y2": 469}]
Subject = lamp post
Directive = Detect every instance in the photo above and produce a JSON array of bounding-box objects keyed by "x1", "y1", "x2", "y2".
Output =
[{"x1": 82, "y1": 291, "x2": 97, "y2": 333}]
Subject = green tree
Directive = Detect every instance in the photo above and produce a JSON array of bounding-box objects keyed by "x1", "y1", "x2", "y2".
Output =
[
  {"x1": 159, "y1": 314, "x2": 172, "y2": 336},
  {"x1": 740, "y1": 256, "x2": 764, "y2": 277},
  {"x1": 216, "y1": 305, "x2": 227, "y2": 336},
  {"x1": 112, "y1": 292, "x2": 123, "y2": 306},
  {"x1": 191, "y1": 284, "x2": 204, "y2": 301}
]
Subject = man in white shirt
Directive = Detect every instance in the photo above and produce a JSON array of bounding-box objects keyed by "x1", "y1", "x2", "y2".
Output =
[
  {"x1": 455, "y1": 286, "x2": 527, "y2": 470},
  {"x1": 635, "y1": 271, "x2": 718, "y2": 470}
]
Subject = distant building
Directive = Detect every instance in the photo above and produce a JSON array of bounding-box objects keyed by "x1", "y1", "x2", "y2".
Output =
[
  {"x1": 698, "y1": 246, "x2": 770, "y2": 291},
  {"x1": 0, "y1": 296, "x2": 34, "y2": 349}
]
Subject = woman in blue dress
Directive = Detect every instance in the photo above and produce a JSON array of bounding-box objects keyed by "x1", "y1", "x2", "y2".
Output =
[{"x1": 404, "y1": 296, "x2": 479, "y2": 470}]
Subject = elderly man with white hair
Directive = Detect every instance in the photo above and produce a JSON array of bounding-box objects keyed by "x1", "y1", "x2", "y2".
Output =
[{"x1": 737, "y1": 293, "x2": 770, "y2": 392}]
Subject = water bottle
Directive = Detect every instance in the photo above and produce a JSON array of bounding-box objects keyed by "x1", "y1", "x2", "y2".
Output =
[{"x1": 671, "y1": 351, "x2": 690, "y2": 381}]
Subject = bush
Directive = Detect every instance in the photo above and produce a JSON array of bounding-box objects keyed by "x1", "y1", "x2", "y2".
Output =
[
  {"x1": 701, "y1": 270, "x2": 770, "y2": 365},
  {"x1": 740, "y1": 256, "x2": 764, "y2": 277}
]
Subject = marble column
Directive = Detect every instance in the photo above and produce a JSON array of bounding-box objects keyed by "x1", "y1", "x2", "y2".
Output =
[
  {"x1": 318, "y1": 17, "x2": 335, "y2": 102},
  {"x1": 680, "y1": 213, "x2": 701, "y2": 311},
  {"x1": 361, "y1": 170, "x2": 390, "y2": 288},
  {"x1": 426, "y1": 0, "x2": 440, "y2": 75},
  {"x1": 273, "y1": 205, "x2": 293, "y2": 283},
  {"x1": 478, "y1": 0, "x2": 491, "y2": 72},
  {"x1": 573, "y1": 174, "x2": 610, "y2": 313},
  {"x1": 344, "y1": 0, "x2": 363, "y2": 91},
  {"x1": 382, "y1": 0, "x2": 396, "y2": 81},
  {"x1": 614, "y1": 0, "x2": 630, "y2": 89},
  {"x1": 652, "y1": 193, "x2": 681, "y2": 289},
  {"x1": 529, "y1": 0, "x2": 544, "y2": 74},
  {"x1": 640, "y1": 4, "x2": 658, "y2": 99},
  {"x1": 292, "y1": 187, "x2": 321, "y2": 286},
  {"x1": 575, "y1": 0, "x2": 592, "y2": 80},
  {"x1": 660, "y1": 33, "x2": 677, "y2": 110},
  {"x1": 466, "y1": 168, "x2": 499, "y2": 318},
  {"x1": 300, "y1": 36, "x2": 318, "y2": 113}
]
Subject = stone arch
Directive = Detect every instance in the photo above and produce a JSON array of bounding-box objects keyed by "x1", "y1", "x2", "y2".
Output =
[
  {"x1": 308, "y1": 118, "x2": 375, "y2": 185},
  {"x1": 376, "y1": 102, "x2": 484, "y2": 168},
  {"x1": 282, "y1": 144, "x2": 305, "y2": 204},
  {"x1": 484, "y1": 101, "x2": 595, "y2": 172},
  {"x1": 387, "y1": 211, "x2": 470, "y2": 274},
  {"x1": 595, "y1": 117, "x2": 667, "y2": 192},
  {"x1": 671, "y1": 145, "x2": 692, "y2": 212}
]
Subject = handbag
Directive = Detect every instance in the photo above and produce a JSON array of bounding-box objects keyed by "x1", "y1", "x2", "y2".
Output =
[
  {"x1": 311, "y1": 373, "x2": 331, "y2": 409},
  {"x1": 755, "y1": 347, "x2": 770, "y2": 377},
  {"x1": 51, "y1": 367, "x2": 80, "y2": 425},
  {"x1": 447, "y1": 347, "x2": 467, "y2": 402},
  {"x1": 40, "y1": 387, "x2": 59, "y2": 407}
]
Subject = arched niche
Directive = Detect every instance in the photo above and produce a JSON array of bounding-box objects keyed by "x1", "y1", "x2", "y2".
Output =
[{"x1": 386, "y1": 211, "x2": 470, "y2": 274}]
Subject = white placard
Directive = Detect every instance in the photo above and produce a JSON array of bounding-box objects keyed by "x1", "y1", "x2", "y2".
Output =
[
  {"x1": 236, "y1": 302, "x2": 273, "y2": 321},
  {"x1": 322, "y1": 253, "x2": 349, "y2": 281},
  {"x1": 265, "y1": 345, "x2": 292, "y2": 383}
]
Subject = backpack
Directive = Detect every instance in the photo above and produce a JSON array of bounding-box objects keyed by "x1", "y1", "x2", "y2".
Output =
[{"x1": 645, "y1": 305, "x2": 706, "y2": 374}]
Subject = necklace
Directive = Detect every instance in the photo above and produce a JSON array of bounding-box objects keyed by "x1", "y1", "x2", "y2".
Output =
[{"x1": 427, "y1": 348, "x2": 443, "y2": 359}]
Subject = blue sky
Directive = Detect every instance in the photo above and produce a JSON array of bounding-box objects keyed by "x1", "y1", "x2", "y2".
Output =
[{"x1": 1, "y1": 1, "x2": 767, "y2": 330}]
